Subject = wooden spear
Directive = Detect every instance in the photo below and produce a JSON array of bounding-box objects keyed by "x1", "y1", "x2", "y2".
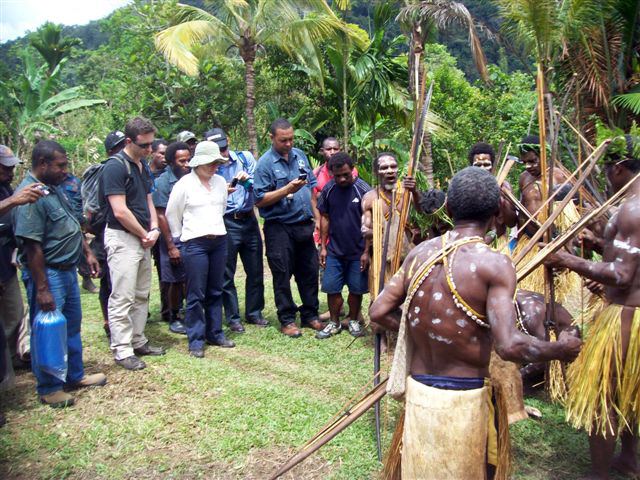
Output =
[
  {"x1": 517, "y1": 169, "x2": 640, "y2": 282},
  {"x1": 269, "y1": 379, "x2": 388, "y2": 479}
]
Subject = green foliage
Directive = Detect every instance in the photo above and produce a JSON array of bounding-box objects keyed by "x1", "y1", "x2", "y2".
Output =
[{"x1": 29, "y1": 22, "x2": 82, "y2": 73}]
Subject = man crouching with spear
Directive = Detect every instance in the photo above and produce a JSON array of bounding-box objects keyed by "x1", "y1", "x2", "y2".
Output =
[
  {"x1": 543, "y1": 134, "x2": 640, "y2": 480},
  {"x1": 370, "y1": 166, "x2": 581, "y2": 480}
]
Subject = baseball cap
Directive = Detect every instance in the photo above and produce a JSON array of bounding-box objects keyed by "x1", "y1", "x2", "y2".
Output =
[
  {"x1": 104, "y1": 131, "x2": 126, "y2": 152},
  {"x1": 0, "y1": 145, "x2": 21, "y2": 167},
  {"x1": 177, "y1": 131, "x2": 197, "y2": 143},
  {"x1": 188, "y1": 141, "x2": 229, "y2": 168},
  {"x1": 204, "y1": 128, "x2": 228, "y2": 148}
]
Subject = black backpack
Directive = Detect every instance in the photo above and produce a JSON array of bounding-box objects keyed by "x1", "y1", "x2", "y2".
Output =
[{"x1": 81, "y1": 153, "x2": 131, "y2": 234}]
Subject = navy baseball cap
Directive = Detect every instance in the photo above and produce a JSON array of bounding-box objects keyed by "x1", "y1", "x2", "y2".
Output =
[
  {"x1": 204, "y1": 128, "x2": 228, "y2": 149},
  {"x1": 104, "y1": 131, "x2": 126, "y2": 151}
]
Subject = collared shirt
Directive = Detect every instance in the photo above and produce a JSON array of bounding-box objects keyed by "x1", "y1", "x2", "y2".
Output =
[
  {"x1": 102, "y1": 151, "x2": 154, "y2": 232},
  {"x1": 254, "y1": 147, "x2": 317, "y2": 224},
  {"x1": 318, "y1": 178, "x2": 371, "y2": 260},
  {"x1": 13, "y1": 172, "x2": 83, "y2": 268},
  {"x1": 152, "y1": 167, "x2": 179, "y2": 209},
  {"x1": 217, "y1": 150, "x2": 256, "y2": 214},
  {"x1": 313, "y1": 162, "x2": 359, "y2": 196},
  {"x1": 0, "y1": 183, "x2": 16, "y2": 282},
  {"x1": 165, "y1": 170, "x2": 228, "y2": 242}
]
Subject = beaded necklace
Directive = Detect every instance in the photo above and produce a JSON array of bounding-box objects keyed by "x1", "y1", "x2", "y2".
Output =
[{"x1": 441, "y1": 233, "x2": 491, "y2": 329}]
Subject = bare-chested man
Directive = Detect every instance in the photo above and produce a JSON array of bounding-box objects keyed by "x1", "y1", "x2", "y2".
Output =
[
  {"x1": 370, "y1": 166, "x2": 581, "y2": 479},
  {"x1": 543, "y1": 134, "x2": 640, "y2": 480},
  {"x1": 361, "y1": 152, "x2": 419, "y2": 292}
]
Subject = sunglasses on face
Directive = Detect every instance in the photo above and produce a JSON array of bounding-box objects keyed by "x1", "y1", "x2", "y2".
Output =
[{"x1": 134, "y1": 141, "x2": 153, "y2": 149}]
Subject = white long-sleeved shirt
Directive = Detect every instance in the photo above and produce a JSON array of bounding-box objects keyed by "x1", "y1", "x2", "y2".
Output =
[{"x1": 166, "y1": 170, "x2": 228, "y2": 242}]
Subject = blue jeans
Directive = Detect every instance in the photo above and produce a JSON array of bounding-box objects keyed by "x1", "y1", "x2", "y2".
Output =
[
  {"x1": 23, "y1": 267, "x2": 84, "y2": 395},
  {"x1": 182, "y1": 236, "x2": 228, "y2": 350}
]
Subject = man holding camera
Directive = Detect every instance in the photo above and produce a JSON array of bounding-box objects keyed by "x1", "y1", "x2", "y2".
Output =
[
  {"x1": 254, "y1": 119, "x2": 322, "y2": 338},
  {"x1": 206, "y1": 128, "x2": 266, "y2": 333}
]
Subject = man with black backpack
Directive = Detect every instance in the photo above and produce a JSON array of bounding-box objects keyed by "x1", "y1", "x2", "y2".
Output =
[
  {"x1": 207, "y1": 128, "x2": 267, "y2": 333},
  {"x1": 81, "y1": 131, "x2": 126, "y2": 338},
  {"x1": 102, "y1": 117, "x2": 165, "y2": 371}
]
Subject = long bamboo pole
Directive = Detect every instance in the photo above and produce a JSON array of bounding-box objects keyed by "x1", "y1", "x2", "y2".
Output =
[{"x1": 517, "y1": 170, "x2": 640, "y2": 282}]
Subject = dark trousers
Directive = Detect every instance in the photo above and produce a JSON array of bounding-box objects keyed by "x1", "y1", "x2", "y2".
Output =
[
  {"x1": 182, "y1": 236, "x2": 227, "y2": 350},
  {"x1": 263, "y1": 220, "x2": 319, "y2": 326},
  {"x1": 222, "y1": 214, "x2": 264, "y2": 324},
  {"x1": 152, "y1": 242, "x2": 170, "y2": 321}
]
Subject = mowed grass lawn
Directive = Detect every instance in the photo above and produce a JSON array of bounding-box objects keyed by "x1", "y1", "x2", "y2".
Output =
[{"x1": 0, "y1": 261, "x2": 629, "y2": 479}]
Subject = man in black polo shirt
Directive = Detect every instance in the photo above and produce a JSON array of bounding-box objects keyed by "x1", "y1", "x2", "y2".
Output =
[
  {"x1": 316, "y1": 152, "x2": 371, "y2": 339},
  {"x1": 103, "y1": 117, "x2": 165, "y2": 371}
]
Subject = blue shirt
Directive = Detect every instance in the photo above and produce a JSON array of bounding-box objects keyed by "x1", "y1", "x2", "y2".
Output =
[
  {"x1": 61, "y1": 173, "x2": 83, "y2": 223},
  {"x1": 254, "y1": 147, "x2": 317, "y2": 224},
  {"x1": 152, "y1": 167, "x2": 179, "y2": 209},
  {"x1": 13, "y1": 173, "x2": 83, "y2": 268},
  {"x1": 318, "y1": 178, "x2": 371, "y2": 260},
  {"x1": 217, "y1": 150, "x2": 256, "y2": 214}
]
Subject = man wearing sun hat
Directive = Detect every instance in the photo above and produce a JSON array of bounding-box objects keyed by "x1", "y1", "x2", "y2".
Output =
[{"x1": 166, "y1": 141, "x2": 234, "y2": 357}]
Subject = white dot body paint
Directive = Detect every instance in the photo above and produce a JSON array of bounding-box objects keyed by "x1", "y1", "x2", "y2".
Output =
[
  {"x1": 456, "y1": 319, "x2": 467, "y2": 328},
  {"x1": 432, "y1": 318, "x2": 441, "y2": 325},
  {"x1": 433, "y1": 292, "x2": 442, "y2": 301},
  {"x1": 414, "y1": 306, "x2": 421, "y2": 314},
  {"x1": 609, "y1": 263, "x2": 616, "y2": 271},
  {"x1": 446, "y1": 308, "x2": 454, "y2": 316},
  {"x1": 470, "y1": 336, "x2": 479, "y2": 343},
  {"x1": 418, "y1": 291, "x2": 425, "y2": 297},
  {"x1": 469, "y1": 263, "x2": 477, "y2": 272},
  {"x1": 428, "y1": 331, "x2": 453, "y2": 344},
  {"x1": 411, "y1": 318, "x2": 420, "y2": 327}
]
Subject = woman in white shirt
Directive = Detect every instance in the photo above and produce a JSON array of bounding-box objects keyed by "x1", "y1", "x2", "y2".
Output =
[{"x1": 166, "y1": 141, "x2": 235, "y2": 357}]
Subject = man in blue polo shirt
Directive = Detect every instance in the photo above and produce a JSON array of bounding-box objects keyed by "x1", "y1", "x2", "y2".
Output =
[
  {"x1": 254, "y1": 118, "x2": 322, "y2": 338},
  {"x1": 316, "y1": 152, "x2": 371, "y2": 339},
  {"x1": 206, "y1": 128, "x2": 266, "y2": 333},
  {"x1": 14, "y1": 140, "x2": 106, "y2": 408}
]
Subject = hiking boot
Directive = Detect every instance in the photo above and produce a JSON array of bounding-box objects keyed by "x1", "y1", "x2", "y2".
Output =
[
  {"x1": 66, "y1": 373, "x2": 107, "y2": 391},
  {"x1": 281, "y1": 323, "x2": 302, "y2": 338},
  {"x1": 133, "y1": 343, "x2": 166, "y2": 356},
  {"x1": 301, "y1": 319, "x2": 324, "y2": 331},
  {"x1": 316, "y1": 321, "x2": 341, "y2": 340},
  {"x1": 206, "y1": 337, "x2": 235, "y2": 348},
  {"x1": 189, "y1": 349, "x2": 204, "y2": 358},
  {"x1": 229, "y1": 322, "x2": 245, "y2": 333},
  {"x1": 246, "y1": 316, "x2": 269, "y2": 327},
  {"x1": 348, "y1": 320, "x2": 365, "y2": 338},
  {"x1": 82, "y1": 276, "x2": 98, "y2": 293},
  {"x1": 40, "y1": 390, "x2": 74, "y2": 408},
  {"x1": 169, "y1": 320, "x2": 187, "y2": 334},
  {"x1": 115, "y1": 355, "x2": 146, "y2": 371}
]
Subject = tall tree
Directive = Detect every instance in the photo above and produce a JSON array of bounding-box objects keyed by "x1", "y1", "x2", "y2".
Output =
[
  {"x1": 155, "y1": 0, "x2": 348, "y2": 157},
  {"x1": 29, "y1": 22, "x2": 82, "y2": 74}
]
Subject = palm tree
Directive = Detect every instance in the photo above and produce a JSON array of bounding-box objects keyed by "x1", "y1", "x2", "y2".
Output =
[
  {"x1": 29, "y1": 22, "x2": 81, "y2": 74},
  {"x1": 155, "y1": 0, "x2": 349, "y2": 157},
  {"x1": 397, "y1": 0, "x2": 489, "y2": 183},
  {"x1": 495, "y1": 0, "x2": 639, "y2": 130}
]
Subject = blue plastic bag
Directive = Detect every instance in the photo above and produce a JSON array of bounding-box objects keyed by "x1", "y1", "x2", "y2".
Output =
[{"x1": 32, "y1": 309, "x2": 68, "y2": 382}]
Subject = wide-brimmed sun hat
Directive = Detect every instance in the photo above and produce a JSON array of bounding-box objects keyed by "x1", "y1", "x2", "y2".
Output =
[{"x1": 188, "y1": 141, "x2": 228, "y2": 168}]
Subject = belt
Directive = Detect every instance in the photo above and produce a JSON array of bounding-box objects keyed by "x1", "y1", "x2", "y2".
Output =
[
  {"x1": 48, "y1": 263, "x2": 75, "y2": 271},
  {"x1": 225, "y1": 210, "x2": 254, "y2": 220}
]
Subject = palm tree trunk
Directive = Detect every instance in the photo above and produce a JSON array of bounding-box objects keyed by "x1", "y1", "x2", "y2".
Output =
[
  {"x1": 244, "y1": 58, "x2": 258, "y2": 158},
  {"x1": 342, "y1": 43, "x2": 350, "y2": 155}
]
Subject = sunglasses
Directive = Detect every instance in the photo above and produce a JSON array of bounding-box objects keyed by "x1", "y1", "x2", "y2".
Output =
[{"x1": 134, "y1": 141, "x2": 153, "y2": 149}]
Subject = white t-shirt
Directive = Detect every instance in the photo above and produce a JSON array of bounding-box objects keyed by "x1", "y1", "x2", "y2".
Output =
[{"x1": 166, "y1": 170, "x2": 228, "y2": 242}]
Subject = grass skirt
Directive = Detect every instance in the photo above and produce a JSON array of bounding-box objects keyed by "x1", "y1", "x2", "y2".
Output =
[{"x1": 566, "y1": 304, "x2": 640, "y2": 436}]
